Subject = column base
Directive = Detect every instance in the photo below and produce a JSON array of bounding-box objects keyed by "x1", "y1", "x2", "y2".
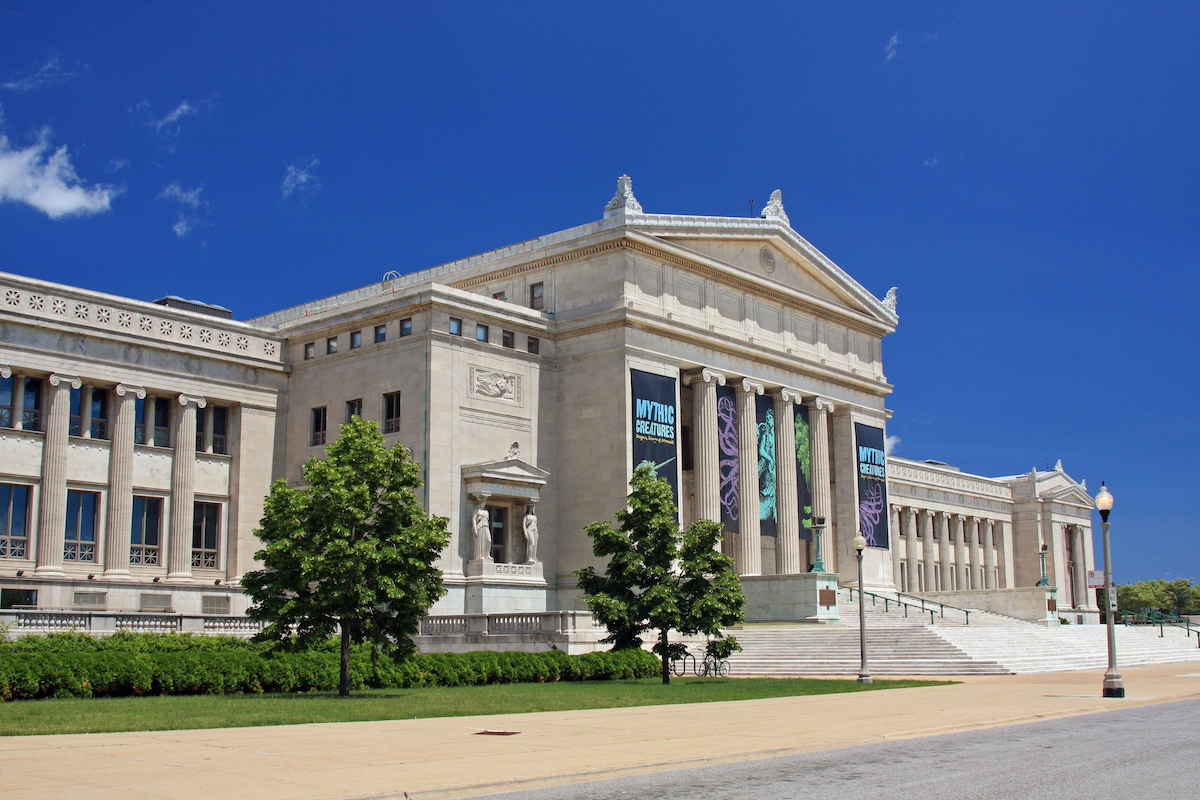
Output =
[
  {"x1": 33, "y1": 565, "x2": 66, "y2": 577},
  {"x1": 101, "y1": 569, "x2": 136, "y2": 582},
  {"x1": 164, "y1": 572, "x2": 195, "y2": 583}
]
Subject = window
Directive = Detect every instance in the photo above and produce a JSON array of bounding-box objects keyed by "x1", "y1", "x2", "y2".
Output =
[
  {"x1": 212, "y1": 407, "x2": 228, "y2": 455},
  {"x1": 383, "y1": 392, "x2": 401, "y2": 433},
  {"x1": 90, "y1": 389, "x2": 109, "y2": 439},
  {"x1": 73, "y1": 591, "x2": 106, "y2": 610},
  {"x1": 304, "y1": 342, "x2": 316, "y2": 360},
  {"x1": 22, "y1": 378, "x2": 42, "y2": 431},
  {"x1": 400, "y1": 318, "x2": 412, "y2": 337},
  {"x1": 449, "y1": 318, "x2": 462, "y2": 336},
  {"x1": 69, "y1": 386, "x2": 82, "y2": 436},
  {"x1": 476, "y1": 324, "x2": 489, "y2": 343},
  {"x1": 152, "y1": 398, "x2": 171, "y2": 447},
  {"x1": 502, "y1": 330, "x2": 515, "y2": 348},
  {"x1": 192, "y1": 502, "x2": 221, "y2": 569},
  {"x1": 0, "y1": 375, "x2": 12, "y2": 428},
  {"x1": 202, "y1": 595, "x2": 230, "y2": 615},
  {"x1": 529, "y1": 282, "x2": 544, "y2": 310},
  {"x1": 311, "y1": 407, "x2": 327, "y2": 446},
  {"x1": 140, "y1": 593, "x2": 172, "y2": 612},
  {"x1": 0, "y1": 483, "x2": 30, "y2": 558},
  {"x1": 1, "y1": 589, "x2": 36, "y2": 609},
  {"x1": 527, "y1": 336, "x2": 540, "y2": 355},
  {"x1": 350, "y1": 330, "x2": 362, "y2": 349},
  {"x1": 493, "y1": 291, "x2": 506, "y2": 301},
  {"x1": 346, "y1": 398, "x2": 363, "y2": 422},
  {"x1": 134, "y1": 397, "x2": 145, "y2": 444},
  {"x1": 195, "y1": 404, "x2": 206, "y2": 450},
  {"x1": 488, "y1": 506, "x2": 507, "y2": 563},
  {"x1": 64, "y1": 490, "x2": 99, "y2": 562},
  {"x1": 326, "y1": 336, "x2": 338, "y2": 355},
  {"x1": 130, "y1": 496, "x2": 162, "y2": 565},
  {"x1": 375, "y1": 324, "x2": 387, "y2": 343}
]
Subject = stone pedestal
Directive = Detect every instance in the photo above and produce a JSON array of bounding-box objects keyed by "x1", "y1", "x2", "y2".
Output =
[
  {"x1": 739, "y1": 572, "x2": 840, "y2": 623},
  {"x1": 464, "y1": 559, "x2": 548, "y2": 614}
]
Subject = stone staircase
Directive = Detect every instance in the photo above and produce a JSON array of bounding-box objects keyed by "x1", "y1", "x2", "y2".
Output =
[{"x1": 725, "y1": 587, "x2": 1200, "y2": 676}]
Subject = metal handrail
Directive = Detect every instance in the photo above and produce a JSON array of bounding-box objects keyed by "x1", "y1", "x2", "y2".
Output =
[
  {"x1": 1136, "y1": 608, "x2": 1194, "y2": 635},
  {"x1": 1119, "y1": 610, "x2": 1199, "y2": 645},
  {"x1": 845, "y1": 586, "x2": 970, "y2": 626}
]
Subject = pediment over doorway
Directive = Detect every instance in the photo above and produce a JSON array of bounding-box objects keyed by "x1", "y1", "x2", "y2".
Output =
[{"x1": 461, "y1": 450, "x2": 549, "y2": 502}]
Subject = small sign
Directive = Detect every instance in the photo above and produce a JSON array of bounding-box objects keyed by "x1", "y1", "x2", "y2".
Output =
[
  {"x1": 1107, "y1": 587, "x2": 1118, "y2": 612},
  {"x1": 1087, "y1": 569, "x2": 1105, "y2": 588},
  {"x1": 818, "y1": 588, "x2": 836, "y2": 608}
]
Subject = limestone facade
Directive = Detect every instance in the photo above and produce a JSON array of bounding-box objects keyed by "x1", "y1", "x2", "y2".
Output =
[{"x1": 0, "y1": 177, "x2": 1099, "y2": 637}]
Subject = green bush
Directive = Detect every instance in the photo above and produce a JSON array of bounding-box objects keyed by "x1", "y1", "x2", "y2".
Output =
[{"x1": 0, "y1": 644, "x2": 660, "y2": 701}]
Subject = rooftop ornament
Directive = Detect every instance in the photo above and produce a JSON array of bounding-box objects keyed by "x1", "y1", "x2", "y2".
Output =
[
  {"x1": 759, "y1": 189, "x2": 790, "y2": 226},
  {"x1": 604, "y1": 174, "x2": 643, "y2": 218}
]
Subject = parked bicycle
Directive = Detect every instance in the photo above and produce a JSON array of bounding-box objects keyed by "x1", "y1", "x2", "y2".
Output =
[{"x1": 668, "y1": 648, "x2": 731, "y2": 677}]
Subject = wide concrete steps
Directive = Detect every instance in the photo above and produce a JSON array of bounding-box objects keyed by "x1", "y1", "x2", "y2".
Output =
[{"x1": 934, "y1": 624, "x2": 1200, "y2": 673}]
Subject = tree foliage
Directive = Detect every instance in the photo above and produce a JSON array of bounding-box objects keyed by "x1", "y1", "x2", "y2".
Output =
[
  {"x1": 242, "y1": 416, "x2": 450, "y2": 696},
  {"x1": 574, "y1": 464, "x2": 745, "y2": 683},
  {"x1": 1116, "y1": 578, "x2": 1200, "y2": 617}
]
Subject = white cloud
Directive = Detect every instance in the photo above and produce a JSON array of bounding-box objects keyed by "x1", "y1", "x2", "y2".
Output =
[
  {"x1": 0, "y1": 126, "x2": 122, "y2": 219},
  {"x1": 2, "y1": 57, "x2": 78, "y2": 92},
  {"x1": 885, "y1": 435, "x2": 901, "y2": 456},
  {"x1": 158, "y1": 181, "x2": 203, "y2": 208},
  {"x1": 152, "y1": 100, "x2": 197, "y2": 134},
  {"x1": 281, "y1": 155, "x2": 321, "y2": 201},
  {"x1": 107, "y1": 158, "x2": 129, "y2": 173},
  {"x1": 924, "y1": 157, "x2": 939, "y2": 167},
  {"x1": 172, "y1": 213, "x2": 199, "y2": 238},
  {"x1": 885, "y1": 33, "x2": 901, "y2": 62}
]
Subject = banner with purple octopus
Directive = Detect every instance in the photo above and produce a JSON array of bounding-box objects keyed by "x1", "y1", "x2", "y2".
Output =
[
  {"x1": 854, "y1": 422, "x2": 890, "y2": 549},
  {"x1": 715, "y1": 384, "x2": 739, "y2": 533}
]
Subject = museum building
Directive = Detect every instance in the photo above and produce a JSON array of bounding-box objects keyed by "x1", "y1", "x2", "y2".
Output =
[{"x1": 0, "y1": 176, "x2": 1099, "y2": 644}]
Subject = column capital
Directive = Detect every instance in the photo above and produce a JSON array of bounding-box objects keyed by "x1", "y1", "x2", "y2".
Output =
[
  {"x1": 0, "y1": 365, "x2": 10, "y2": 379},
  {"x1": 739, "y1": 378, "x2": 764, "y2": 396},
  {"x1": 48, "y1": 373, "x2": 82, "y2": 389},
  {"x1": 812, "y1": 396, "x2": 836, "y2": 413},
  {"x1": 115, "y1": 384, "x2": 147, "y2": 399},
  {"x1": 177, "y1": 393, "x2": 207, "y2": 409},
  {"x1": 777, "y1": 387, "x2": 803, "y2": 404},
  {"x1": 683, "y1": 368, "x2": 727, "y2": 387}
]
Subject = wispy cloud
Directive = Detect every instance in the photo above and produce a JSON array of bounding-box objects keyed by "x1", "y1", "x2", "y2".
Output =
[
  {"x1": 151, "y1": 100, "x2": 198, "y2": 134},
  {"x1": 131, "y1": 95, "x2": 217, "y2": 150},
  {"x1": 885, "y1": 33, "x2": 901, "y2": 62},
  {"x1": 924, "y1": 157, "x2": 938, "y2": 167},
  {"x1": 172, "y1": 213, "x2": 200, "y2": 238},
  {"x1": 281, "y1": 155, "x2": 321, "y2": 202},
  {"x1": 158, "y1": 181, "x2": 203, "y2": 209},
  {"x1": 2, "y1": 57, "x2": 79, "y2": 92},
  {"x1": 885, "y1": 435, "x2": 901, "y2": 456},
  {"x1": 0, "y1": 122, "x2": 122, "y2": 219},
  {"x1": 107, "y1": 158, "x2": 129, "y2": 173}
]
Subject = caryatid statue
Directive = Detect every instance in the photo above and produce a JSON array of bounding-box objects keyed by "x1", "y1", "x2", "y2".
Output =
[
  {"x1": 522, "y1": 504, "x2": 539, "y2": 564},
  {"x1": 472, "y1": 498, "x2": 491, "y2": 560}
]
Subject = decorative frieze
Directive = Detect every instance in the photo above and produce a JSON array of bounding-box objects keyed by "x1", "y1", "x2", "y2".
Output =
[{"x1": 470, "y1": 366, "x2": 522, "y2": 403}]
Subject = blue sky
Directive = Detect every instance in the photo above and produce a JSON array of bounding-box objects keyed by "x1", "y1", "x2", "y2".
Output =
[{"x1": 2, "y1": 2, "x2": 1196, "y2": 583}]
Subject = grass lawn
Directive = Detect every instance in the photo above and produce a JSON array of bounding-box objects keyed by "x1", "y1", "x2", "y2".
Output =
[{"x1": 0, "y1": 676, "x2": 951, "y2": 737}]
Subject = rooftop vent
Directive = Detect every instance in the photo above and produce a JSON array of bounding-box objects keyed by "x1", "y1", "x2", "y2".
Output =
[{"x1": 153, "y1": 295, "x2": 233, "y2": 319}]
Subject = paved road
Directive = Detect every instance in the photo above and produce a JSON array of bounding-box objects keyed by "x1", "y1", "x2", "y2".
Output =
[{"x1": 477, "y1": 698, "x2": 1198, "y2": 800}]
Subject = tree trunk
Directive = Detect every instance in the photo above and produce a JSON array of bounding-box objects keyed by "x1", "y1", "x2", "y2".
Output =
[
  {"x1": 339, "y1": 620, "x2": 351, "y2": 697},
  {"x1": 660, "y1": 630, "x2": 670, "y2": 685}
]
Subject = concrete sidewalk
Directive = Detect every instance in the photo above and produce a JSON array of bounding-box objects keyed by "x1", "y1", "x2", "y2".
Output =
[{"x1": 4, "y1": 664, "x2": 1199, "y2": 800}]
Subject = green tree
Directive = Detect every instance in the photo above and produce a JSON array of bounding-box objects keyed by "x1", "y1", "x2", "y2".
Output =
[
  {"x1": 574, "y1": 463, "x2": 745, "y2": 684},
  {"x1": 1116, "y1": 578, "x2": 1200, "y2": 617},
  {"x1": 242, "y1": 416, "x2": 450, "y2": 696}
]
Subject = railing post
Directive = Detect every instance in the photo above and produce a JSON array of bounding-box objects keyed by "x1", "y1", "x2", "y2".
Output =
[
  {"x1": 965, "y1": 611, "x2": 970, "y2": 626},
  {"x1": 930, "y1": 610, "x2": 935, "y2": 625}
]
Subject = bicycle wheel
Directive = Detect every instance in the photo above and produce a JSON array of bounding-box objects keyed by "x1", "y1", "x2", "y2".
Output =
[{"x1": 717, "y1": 660, "x2": 730, "y2": 678}]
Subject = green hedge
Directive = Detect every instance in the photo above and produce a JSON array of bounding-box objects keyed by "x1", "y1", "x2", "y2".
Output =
[{"x1": 0, "y1": 647, "x2": 661, "y2": 701}]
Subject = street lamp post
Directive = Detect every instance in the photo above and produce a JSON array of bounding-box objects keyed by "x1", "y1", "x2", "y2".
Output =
[
  {"x1": 1096, "y1": 483, "x2": 1123, "y2": 698},
  {"x1": 854, "y1": 533, "x2": 871, "y2": 684},
  {"x1": 1036, "y1": 544, "x2": 1050, "y2": 586},
  {"x1": 809, "y1": 516, "x2": 827, "y2": 573}
]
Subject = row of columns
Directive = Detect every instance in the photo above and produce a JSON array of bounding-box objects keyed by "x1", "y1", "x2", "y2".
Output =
[
  {"x1": 15, "y1": 368, "x2": 209, "y2": 583},
  {"x1": 891, "y1": 505, "x2": 1007, "y2": 592},
  {"x1": 687, "y1": 368, "x2": 836, "y2": 578}
]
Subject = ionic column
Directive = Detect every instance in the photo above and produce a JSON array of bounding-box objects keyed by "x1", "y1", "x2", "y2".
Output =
[
  {"x1": 809, "y1": 397, "x2": 835, "y2": 573},
  {"x1": 774, "y1": 388, "x2": 802, "y2": 574},
  {"x1": 935, "y1": 512, "x2": 951, "y2": 590},
  {"x1": 952, "y1": 514, "x2": 967, "y2": 591},
  {"x1": 80, "y1": 384, "x2": 93, "y2": 438},
  {"x1": 9, "y1": 370, "x2": 24, "y2": 429},
  {"x1": 35, "y1": 374, "x2": 81, "y2": 575},
  {"x1": 890, "y1": 505, "x2": 902, "y2": 588},
  {"x1": 983, "y1": 519, "x2": 997, "y2": 589},
  {"x1": 685, "y1": 369, "x2": 725, "y2": 524},
  {"x1": 972, "y1": 516, "x2": 986, "y2": 589},
  {"x1": 921, "y1": 510, "x2": 936, "y2": 593},
  {"x1": 166, "y1": 394, "x2": 206, "y2": 582},
  {"x1": 103, "y1": 385, "x2": 145, "y2": 580},
  {"x1": 735, "y1": 379, "x2": 764, "y2": 576},
  {"x1": 903, "y1": 507, "x2": 918, "y2": 592},
  {"x1": 1071, "y1": 525, "x2": 1088, "y2": 609},
  {"x1": 143, "y1": 393, "x2": 155, "y2": 446},
  {"x1": 201, "y1": 404, "x2": 214, "y2": 453},
  {"x1": 994, "y1": 520, "x2": 1008, "y2": 587},
  {"x1": 967, "y1": 516, "x2": 981, "y2": 589}
]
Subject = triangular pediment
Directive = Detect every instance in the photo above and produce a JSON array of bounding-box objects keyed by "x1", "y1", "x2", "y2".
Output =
[
  {"x1": 1040, "y1": 480, "x2": 1094, "y2": 509},
  {"x1": 644, "y1": 229, "x2": 897, "y2": 330},
  {"x1": 461, "y1": 457, "x2": 549, "y2": 486}
]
